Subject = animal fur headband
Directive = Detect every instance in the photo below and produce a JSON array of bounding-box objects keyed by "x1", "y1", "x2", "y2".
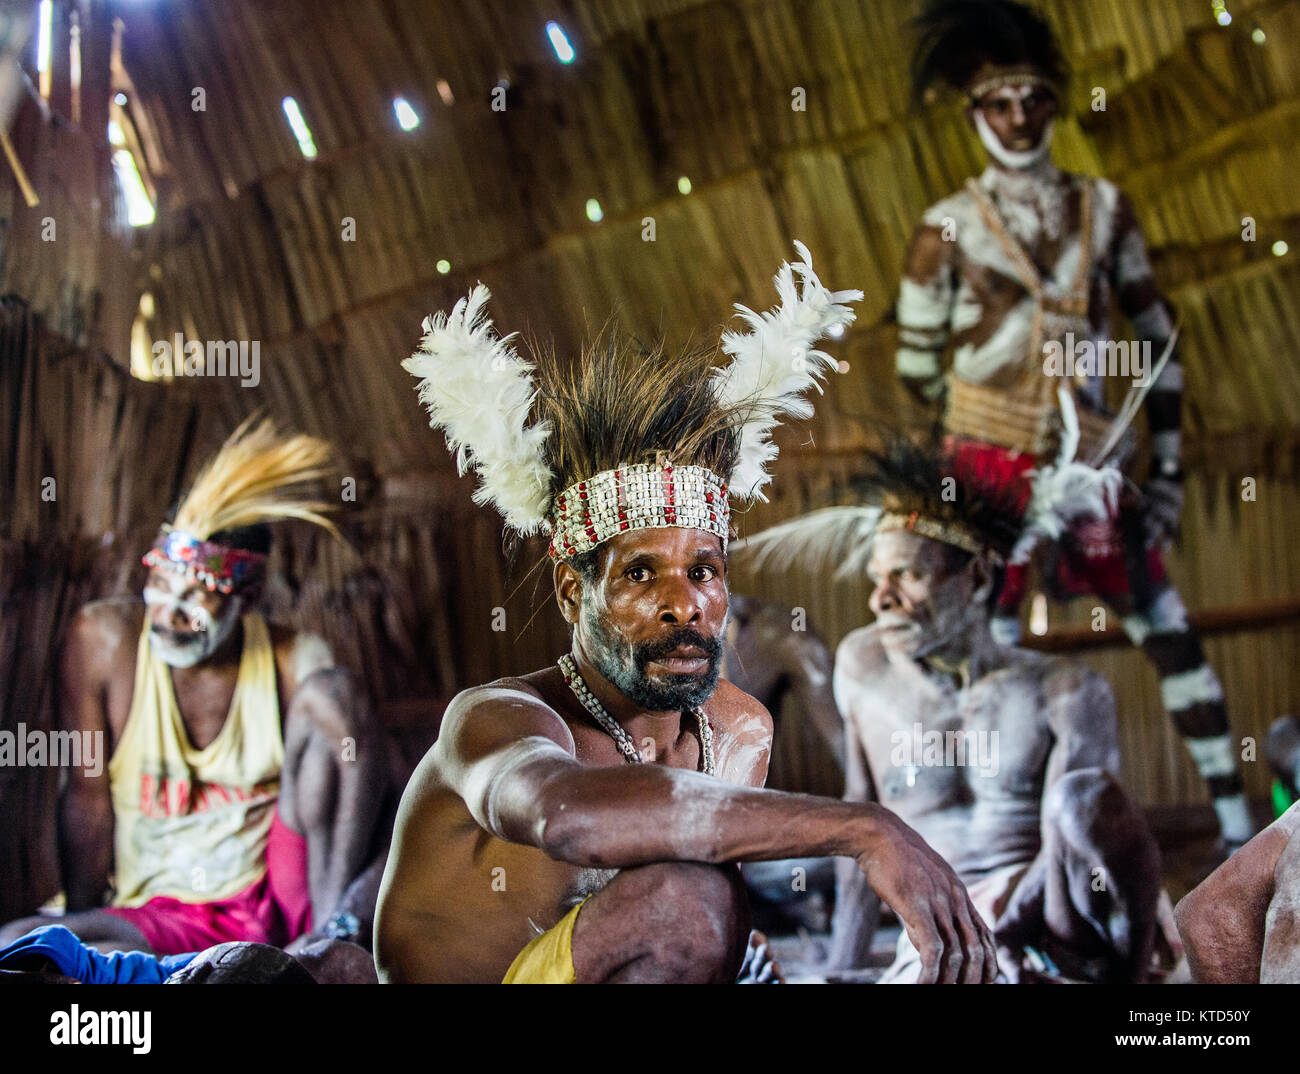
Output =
[
  {"x1": 404, "y1": 241, "x2": 863, "y2": 558},
  {"x1": 142, "y1": 416, "x2": 337, "y2": 593}
]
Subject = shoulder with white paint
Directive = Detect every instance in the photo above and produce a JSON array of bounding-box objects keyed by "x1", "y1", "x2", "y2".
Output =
[
  {"x1": 704, "y1": 676, "x2": 773, "y2": 743},
  {"x1": 291, "y1": 631, "x2": 335, "y2": 684},
  {"x1": 68, "y1": 598, "x2": 140, "y2": 660},
  {"x1": 1038, "y1": 654, "x2": 1116, "y2": 722},
  {"x1": 919, "y1": 186, "x2": 976, "y2": 230}
]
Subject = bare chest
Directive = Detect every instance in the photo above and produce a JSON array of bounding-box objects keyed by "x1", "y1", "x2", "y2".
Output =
[{"x1": 854, "y1": 673, "x2": 1052, "y2": 806}]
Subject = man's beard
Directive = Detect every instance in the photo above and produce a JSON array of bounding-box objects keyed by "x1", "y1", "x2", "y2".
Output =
[
  {"x1": 581, "y1": 611, "x2": 723, "y2": 712},
  {"x1": 148, "y1": 600, "x2": 241, "y2": 668}
]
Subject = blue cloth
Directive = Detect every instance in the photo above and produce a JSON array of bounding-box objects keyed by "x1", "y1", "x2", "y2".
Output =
[{"x1": 0, "y1": 924, "x2": 197, "y2": 983}]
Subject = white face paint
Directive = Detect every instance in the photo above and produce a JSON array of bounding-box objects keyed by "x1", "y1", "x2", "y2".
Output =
[
  {"x1": 143, "y1": 573, "x2": 242, "y2": 668},
  {"x1": 974, "y1": 110, "x2": 1054, "y2": 169},
  {"x1": 971, "y1": 85, "x2": 1055, "y2": 170}
]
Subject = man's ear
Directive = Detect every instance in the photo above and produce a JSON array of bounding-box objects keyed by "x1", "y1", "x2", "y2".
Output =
[{"x1": 554, "y1": 561, "x2": 583, "y2": 626}]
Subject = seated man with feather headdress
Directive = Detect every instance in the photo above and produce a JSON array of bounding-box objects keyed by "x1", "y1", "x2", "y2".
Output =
[
  {"x1": 0, "y1": 420, "x2": 388, "y2": 974},
  {"x1": 376, "y1": 245, "x2": 998, "y2": 984},
  {"x1": 743, "y1": 429, "x2": 1162, "y2": 982}
]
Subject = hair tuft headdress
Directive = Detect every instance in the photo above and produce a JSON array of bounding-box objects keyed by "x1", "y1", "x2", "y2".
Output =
[{"x1": 143, "y1": 416, "x2": 337, "y2": 592}]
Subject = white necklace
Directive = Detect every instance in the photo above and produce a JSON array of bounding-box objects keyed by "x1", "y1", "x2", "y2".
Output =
[{"x1": 557, "y1": 653, "x2": 715, "y2": 776}]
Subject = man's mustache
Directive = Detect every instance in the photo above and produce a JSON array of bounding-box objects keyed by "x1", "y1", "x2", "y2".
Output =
[{"x1": 634, "y1": 627, "x2": 721, "y2": 667}]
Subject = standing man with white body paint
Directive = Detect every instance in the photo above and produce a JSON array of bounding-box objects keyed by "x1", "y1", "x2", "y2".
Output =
[
  {"x1": 377, "y1": 246, "x2": 997, "y2": 984},
  {"x1": 895, "y1": 0, "x2": 1252, "y2": 848}
]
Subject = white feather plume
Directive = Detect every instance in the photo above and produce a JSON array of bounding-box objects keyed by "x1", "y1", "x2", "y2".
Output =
[
  {"x1": 731, "y1": 505, "x2": 882, "y2": 580},
  {"x1": 1010, "y1": 387, "x2": 1123, "y2": 565},
  {"x1": 712, "y1": 241, "x2": 864, "y2": 502},
  {"x1": 403, "y1": 284, "x2": 554, "y2": 534}
]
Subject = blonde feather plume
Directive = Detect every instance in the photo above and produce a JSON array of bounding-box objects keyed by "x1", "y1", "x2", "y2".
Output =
[
  {"x1": 403, "y1": 284, "x2": 553, "y2": 535},
  {"x1": 712, "y1": 241, "x2": 863, "y2": 502},
  {"x1": 174, "y1": 415, "x2": 338, "y2": 539},
  {"x1": 1010, "y1": 387, "x2": 1123, "y2": 565}
]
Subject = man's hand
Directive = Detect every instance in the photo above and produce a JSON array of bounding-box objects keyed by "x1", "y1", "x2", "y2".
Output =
[
  {"x1": 1140, "y1": 473, "x2": 1183, "y2": 546},
  {"x1": 857, "y1": 815, "x2": 997, "y2": 983},
  {"x1": 737, "y1": 930, "x2": 784, "y2": 984}
]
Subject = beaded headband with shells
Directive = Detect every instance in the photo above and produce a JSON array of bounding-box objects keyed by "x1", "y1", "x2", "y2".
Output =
[{"x1": 404, "y1": 242, "x2": 862, "y2": 559}]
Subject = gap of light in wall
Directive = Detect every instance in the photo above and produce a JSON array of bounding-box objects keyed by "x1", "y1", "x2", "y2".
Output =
[
  {"x1": 1212, "y1": 1, "x2": 1232, "y2": 26},
  {"x1": 1252, "y1": 27, "x2": 1266, "y2": 43},
  {"x1": 1029, "y1": 593, "x2": 1049, "y2": 636},
  {"x1": 282, "y1": 96, "x2": 318, "y2": 159},
  {"x1": 393, "y1": 96, "x2": 419, "y2": 131},
  {"x1": 111, "y1": 148, "x2": 155, "y2": 227},
  {"x1": 585, "y1": 198, "x2": 603, "y2": 223},
  {"x1": 1274, "y1": 240, "x2": 1290, "y2": 257},
  {"x1": 436, "y1": 79, "x2": 454, "y2": 105},
  {"x1": 436, "y1": 259, "x2": 451, "y2": 274},
  {"x1": 37, "y1": 0, "x2": 53, "y2": 73},
  {"x1": 107, "y1": 118, "x2": 125, "y2": 146},
  {"x1": 114, "y1": 92, "x2": 127, "y2": 106},
  {"x1": 677, "y1": 176, "x2": 692, "y2": 195},
  {"x1": 546, "y1": 22, "x2": 575, "y2": 63}
]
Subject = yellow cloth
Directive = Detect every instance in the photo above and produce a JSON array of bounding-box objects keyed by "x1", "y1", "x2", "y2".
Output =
[
  {"x1": 108, "y1": 613, "x2": 283, "y2": 907},
  {"x1": 502, "y1": 901, "x2": 586, "y2": 984}
]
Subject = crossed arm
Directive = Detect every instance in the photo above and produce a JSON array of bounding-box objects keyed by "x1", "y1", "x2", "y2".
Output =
[{"x1": 432, "y1": 682, "x2": 997, "y2": 983}]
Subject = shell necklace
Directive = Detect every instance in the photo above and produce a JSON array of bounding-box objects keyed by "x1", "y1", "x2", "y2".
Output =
[{"x1": 557, "y1": 652, "x2": 715, "y2": 776}]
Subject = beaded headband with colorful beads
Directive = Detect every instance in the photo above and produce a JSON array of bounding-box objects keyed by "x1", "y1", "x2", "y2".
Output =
[
  {"x1": 142, "y1": 526, "x2": 268, "y2": 595},
  {"x1": 546, "y1": 463, "x2": 729, "y2": 560}
]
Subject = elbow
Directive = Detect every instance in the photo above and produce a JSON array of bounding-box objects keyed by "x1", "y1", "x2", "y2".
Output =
[{"x1": 532, "y1": 775, "x2": 597, "y2": 866}]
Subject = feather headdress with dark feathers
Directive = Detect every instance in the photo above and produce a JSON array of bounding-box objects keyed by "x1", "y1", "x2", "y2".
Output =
[
  {"x1": 405, "y1": 242, "x2": 861, "y2": 552},
  {"x1": 734, "y1": 433, "x2": 1024, "y2": 579},
  {"x1": 911, "y1": 0, "x2": 1068, "y2": 104}
]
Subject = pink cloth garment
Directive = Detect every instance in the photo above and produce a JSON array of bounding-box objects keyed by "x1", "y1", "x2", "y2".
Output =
[{"x1": 103, "y1": 809, "x2": 312, "y2": 956}]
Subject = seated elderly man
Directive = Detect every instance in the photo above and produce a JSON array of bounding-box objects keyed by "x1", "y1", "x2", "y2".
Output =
[
  {"x1": 377, "y1": 250, "x2": 996, "y2": 984},
  {"x1": 0, "y1": 420, "x2": 387, "y2": 962},
  {"x1": 743, "y1": 432, "x2": 1162, "y2": 981}
]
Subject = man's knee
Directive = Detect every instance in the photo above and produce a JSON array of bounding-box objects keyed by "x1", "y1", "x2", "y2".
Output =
[
  {"x1": 1045, "y1": 769, "x2": 1143, "y2": 851},
  {"x1": 0, "y1": 915, "x2": 47, "y2": 946},
  {"x1": 610, "y1": 862, "x2": 750, "y2": 981}
]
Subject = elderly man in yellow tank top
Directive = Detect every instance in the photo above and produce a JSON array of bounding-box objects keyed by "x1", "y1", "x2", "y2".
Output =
[{"x1": 0, "y1": 420, "x2": 388, "y2": 964}]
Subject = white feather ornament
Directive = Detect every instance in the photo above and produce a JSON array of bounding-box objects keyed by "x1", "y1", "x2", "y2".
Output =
[
  {"x1": 731, "y1": 505, "x2": 882, "y2": 580},
  {"x1": 712, "y1": 241, "x2": 863, "y2": 502},
  {"x1": 403, "y1": 284, "x2": 554, "y2": 535},
  {"x1": 1010, "y1": 386, "x2": 1123, "y2": 565}
]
